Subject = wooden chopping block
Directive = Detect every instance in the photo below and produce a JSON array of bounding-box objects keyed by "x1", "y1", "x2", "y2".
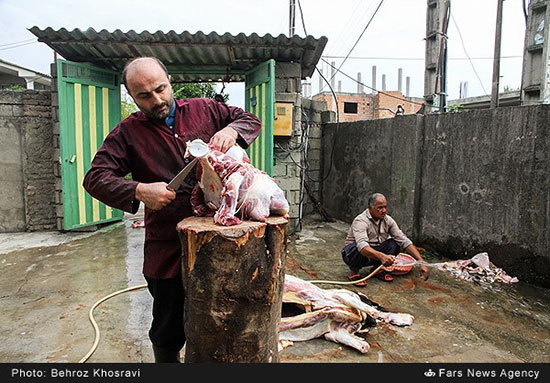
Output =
[{"x1": 176, "y1": 216, "x2": 289, "y2": 363}]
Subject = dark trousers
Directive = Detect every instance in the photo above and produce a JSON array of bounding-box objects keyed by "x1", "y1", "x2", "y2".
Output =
[
  {"x1": 342, "y1": 238, "x2": 400, "y2": 271},
  {"x1": 144, "y1": 276, "x2": 186, "y2": 351}
]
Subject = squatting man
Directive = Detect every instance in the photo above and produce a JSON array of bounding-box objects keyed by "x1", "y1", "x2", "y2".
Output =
[{"x1": 342, "y1": 193, "x2": 429, "y2": 286}]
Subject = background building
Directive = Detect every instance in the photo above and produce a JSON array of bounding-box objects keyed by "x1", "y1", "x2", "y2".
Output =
[{"x1": 0, "y1": 58, "x2": 51, "y2": 90}]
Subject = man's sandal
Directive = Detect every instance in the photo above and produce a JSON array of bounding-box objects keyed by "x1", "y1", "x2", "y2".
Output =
[
  {"x1": 375, "y1": 271, "x2": 394, "y2": 282},
  {"x1": 347, "y1": 274, "x2": 368, "y2": 287}
]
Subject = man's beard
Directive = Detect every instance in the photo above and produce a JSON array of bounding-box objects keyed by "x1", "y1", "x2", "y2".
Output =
[{"x1": 141, "y1": 98, "x2": 174, "y2": 120}]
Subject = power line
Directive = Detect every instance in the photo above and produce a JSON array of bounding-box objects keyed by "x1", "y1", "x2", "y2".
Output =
[
  {"x1": 296, "y1": 0, "x2": 307, "y2": 35},
  {"x1": 0, "y1": 38, "x2": 36, "y2": 48},
  {"x1": 320, "y1": 58, "x2": 481, "y2": 112},
  {"x1": 0, "y1": 41, "x2": 38, "y2": 51},
  {"x1": 296, "y1": 0, "x2": 340, "y2": 185},
  {"x1": 327, "y1": 0, "x2": 365, "y2": 54},
  {"x1": 450, "y1": 13, "x2": 488, "y2": 95},
  {"x1": 324, "y1": 0, "x2": 385, "y2": 91},
  {"x1": 331, "y1": 0, "x2": 378, "y2": 58},
  {"x1": 322, "y1": 55, "x2": 522, "y2": 61},
  {"x1": 321, "y1": 58, "x2": 424, "y2": 106}
]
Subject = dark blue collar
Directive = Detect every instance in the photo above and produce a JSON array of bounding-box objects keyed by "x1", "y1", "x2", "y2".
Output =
[{"x1": 165, "y1": 101, "x2": 177, "y2": 128}]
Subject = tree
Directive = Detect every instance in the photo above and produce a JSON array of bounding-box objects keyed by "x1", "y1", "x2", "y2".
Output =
[
  {"x1": 5, "y1": 85, "x2": 26, "y2": 91},
  {"x1": 120, "y1": 82, "x2": 229, "y2": 121},
  {"x1": 503, "y1": 85, "x2": 519, "y2": 93},
  {"x1": 121, "y1": 99, "x2": 138, "y2": 120},
  {"x1": 121, "y1": 89, "x2": 138, "y2": 120},
  {"x1": 172, "y1": 83, "x2": 229, "y2": 103}
]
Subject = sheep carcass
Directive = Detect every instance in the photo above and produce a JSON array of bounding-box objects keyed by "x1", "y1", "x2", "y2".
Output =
[
  {"x1": 185, "y1": 139, "x2": 289, "y2": 226},
  {"x1": 280, "y1": 275, "x2": 414, "y2": 353}
]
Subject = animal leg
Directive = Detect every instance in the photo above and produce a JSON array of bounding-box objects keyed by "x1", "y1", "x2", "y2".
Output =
[
  {"x1": 324, "y1": 322, "x2": 370, "y2": 354},
  {"x1": 190, "y1": 183, "x2": 215, "y2": 217},
  {"x1": 214, "y1": 170, "x2": 246, "y2": 226}
]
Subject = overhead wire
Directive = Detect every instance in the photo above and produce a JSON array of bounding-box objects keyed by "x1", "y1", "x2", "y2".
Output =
[
  {"x1": 322, "y1": 55, "x2": 522, "y2": 61},
  {"x1": 450, "y1": 13, "x2": 489, "y2": 96},
  {"x1": 321, "y1": 58, "x2": 481, "y2": 112},
  {"x1": 0, "y1": 40, "x2": 37, "y2": 51},
  {"x1": 0, "y1": 38, "x2": 36, "y2": 48},
  {"x1": 320, "y1": 58, "x2": 424, "y2": 107},
  {"x1": 322, "y1": 0, "x2": 385, "y2": 92},
  {"x1": 297, "y1": 2, "x2": 341, "y2": 184},
  {"x1": 330, "y1": 0, "x2": 377, "y2": 58},
  {"x1": 327, "y1": 0, "x2": 365, "y2": 53}
]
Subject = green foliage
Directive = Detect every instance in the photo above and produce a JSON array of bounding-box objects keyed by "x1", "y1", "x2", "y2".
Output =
[
  {"x1": 121, "y1": 99, "x2": 138, "y2": 120},
  {"x1": 446, "y1": 104, "x2": 465, "y2": 113},
  {"x1": 172, "y1": 83, "x2": 229, "y2": 102},
  {"x1": 503, "y1": 85, "x2": 519, "y2": 93},
  {"x1": 5, "y1": 85, "x2": 26, "y2": 91},
  {"x1": 120, "y1": 83, "x2": 229, "y2": 121}
]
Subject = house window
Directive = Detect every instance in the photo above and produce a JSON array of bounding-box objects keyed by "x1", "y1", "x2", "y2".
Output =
[{"x1": 344, "y1": 102, "x2": 358, "y2": 114}]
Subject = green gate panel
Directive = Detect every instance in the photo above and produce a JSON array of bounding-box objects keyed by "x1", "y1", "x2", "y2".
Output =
[
  {"x1": 57, "y1": 59, "x2": 123, "y2": 230},
  {"x1": 245, "y1": 59, "x2": 275, "y2": 176}
]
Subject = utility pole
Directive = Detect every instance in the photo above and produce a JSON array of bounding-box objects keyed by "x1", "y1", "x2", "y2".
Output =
[
  {"x1": 521, "y1": 0, "x2": 550, "y2": 104},
  {"x1": 424, "y1": 0, "x2": 450, "y2": 113},
  {"x1": 289, "y1": 0, "x2": 296, "y2": 37},
  {"x1": 491, "y1": 0, "x2": 505, "y2": 108}
]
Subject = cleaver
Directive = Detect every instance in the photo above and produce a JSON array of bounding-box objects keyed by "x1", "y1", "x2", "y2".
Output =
[{"x1": 166, "y1": 157, "x2": 198, "y2": 190}]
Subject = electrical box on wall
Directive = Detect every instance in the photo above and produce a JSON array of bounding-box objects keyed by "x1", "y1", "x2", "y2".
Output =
[{"x1": 273, "y1": 102, "x2": 293, "y2": 136}]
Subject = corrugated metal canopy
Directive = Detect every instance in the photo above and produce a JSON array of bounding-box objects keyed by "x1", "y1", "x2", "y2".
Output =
[{"x1": 29, "y1": 27, "x2": 328, "y2": 82}]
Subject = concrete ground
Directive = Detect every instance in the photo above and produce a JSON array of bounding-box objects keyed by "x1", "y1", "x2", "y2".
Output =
[{"x1": 1, "y1": 212, "x2": 549, "y2": 363}]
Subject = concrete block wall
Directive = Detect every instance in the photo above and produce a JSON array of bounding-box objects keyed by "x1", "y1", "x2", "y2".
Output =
[
  {"x1": 0, "y1": 91, "x2": 26, "y2": 231},
  {"x1": 321, "y1": 114, "x2": 422, "y2": 236},
  {"x1": 273, "y1": 62, "x2": 302, "y2": 232},
  {"x1": 320, "y1": 105, "x2": 550, "y2": 288},
  {"x1": 0, "y1": 90, "x2": 56, "y2": 232},
  {"x1": 418, "y1": 106, "x2": 550, "y2": 287},
  {"x1": 299, "y1": 97, "x2": 333, "y2": 218}
]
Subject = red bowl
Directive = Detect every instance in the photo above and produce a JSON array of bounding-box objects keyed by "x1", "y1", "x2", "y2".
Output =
[{"x1": 384, "y1": 253, "x2": 415, "y2": 275}]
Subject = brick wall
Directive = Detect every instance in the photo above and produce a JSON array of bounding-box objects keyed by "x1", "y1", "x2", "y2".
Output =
[
  {"x1": 313, "y1": 92, "x2": 374, "y2": 122},
  {"x1": 313, "y1": 90, "x2": 423, "y2": 120},
  {"x1": 0, "y1": 90, "x2": 56, "y2": 232},
  {"x1": 49, "y1": 63, "x2": 64, "y2": 230},
  {"x1": 375, "y1": 91, "x2": 423, "y2": 119}
]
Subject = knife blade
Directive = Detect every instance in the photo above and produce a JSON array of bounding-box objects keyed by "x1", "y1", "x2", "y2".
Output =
[{"x1": 166, "y1": 157, "x2": 198, "y2": 190}]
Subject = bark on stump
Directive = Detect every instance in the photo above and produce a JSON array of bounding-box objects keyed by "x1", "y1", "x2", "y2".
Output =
[{"x1": 176, "y1": 216, "x2": 288, "y2": 363}]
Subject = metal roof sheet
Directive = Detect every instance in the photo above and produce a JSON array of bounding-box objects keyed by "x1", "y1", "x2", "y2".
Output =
[{"x1": 29, "y1": 27, "x2": 327, "y2": 82}]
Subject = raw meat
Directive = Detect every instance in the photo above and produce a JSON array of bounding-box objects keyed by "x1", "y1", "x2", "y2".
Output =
[
  {"x1": 279, "y1": 274, "x2": 414, "y2": 353},
  {"x1": 436, "y1": 252, "x2": 519, "y2": 284},
  {"x1": 185, "y1": 139, "x2": 289, "y2": 226}
]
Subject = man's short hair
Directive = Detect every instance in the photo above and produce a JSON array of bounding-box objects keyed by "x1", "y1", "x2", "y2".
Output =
[
  {"x1": 121, "y1": 57, "x2": 169, "y2": 89},
  {"x1": 368, "y1": 193, "x2": 386, "y2": 207}
]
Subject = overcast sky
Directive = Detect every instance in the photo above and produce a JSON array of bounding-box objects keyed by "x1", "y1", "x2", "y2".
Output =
[{"x1": 0, "y1": 0, "x2": 527, "y2": 107}]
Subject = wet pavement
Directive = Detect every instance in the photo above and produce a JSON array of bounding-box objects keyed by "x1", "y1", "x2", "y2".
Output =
[{"x1": 1, "y1": 212, "x2": 549, "y2": 363}]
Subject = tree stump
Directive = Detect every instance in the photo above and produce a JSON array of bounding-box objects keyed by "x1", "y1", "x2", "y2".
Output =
[{"x1": 176, "y1": 216, "x2": 288, "y2": 363}]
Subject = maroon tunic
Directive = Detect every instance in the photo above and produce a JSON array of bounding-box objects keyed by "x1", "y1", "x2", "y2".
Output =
[{"x1": 83, "y1": 98, "x2": 262, "y2": 278}]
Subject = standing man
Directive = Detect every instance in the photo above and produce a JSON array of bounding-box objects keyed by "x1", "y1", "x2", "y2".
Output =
[
  {"x1": 342, "y1": 193, "x2": 429, "y2": 286},
  {"x1": 83, "y1": 57, "x2": 262, "y2": 362}
]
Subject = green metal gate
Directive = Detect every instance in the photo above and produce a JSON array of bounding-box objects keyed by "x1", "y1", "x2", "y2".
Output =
[
  {"x1": 245, "y1": 59, "x2": 275, "y2": 176},
  {"x1": 57, "y1": 59, "x2": 123, "y2": 230}
]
